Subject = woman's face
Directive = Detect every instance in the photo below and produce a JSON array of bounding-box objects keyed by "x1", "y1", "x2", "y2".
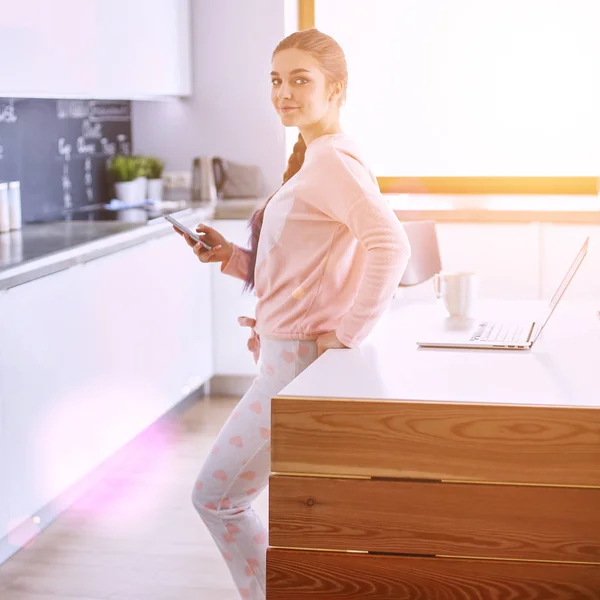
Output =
[{"x1": 271, "y1": 48, "x2": 338, "y2": 128}]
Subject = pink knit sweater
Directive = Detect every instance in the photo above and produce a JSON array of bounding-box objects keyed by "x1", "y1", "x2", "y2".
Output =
[{"x1": 221, "y1": 132, "x2": 411, "y2": 349}]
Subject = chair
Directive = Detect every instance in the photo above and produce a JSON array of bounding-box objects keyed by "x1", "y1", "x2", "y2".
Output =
[{"x1": 399, "y1": 220, "x2": 442, "y2": 287}]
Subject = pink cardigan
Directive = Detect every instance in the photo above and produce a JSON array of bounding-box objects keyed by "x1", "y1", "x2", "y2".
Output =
[{"x1": 222, "y1": 133, "x2": 411, "y2": 349}]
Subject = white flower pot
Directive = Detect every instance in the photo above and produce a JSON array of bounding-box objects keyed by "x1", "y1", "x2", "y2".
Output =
[
  {"x1": 114, "y1": 181, "x2": 138, "y2": 205},
  {"x1": 134, "y1": 176, "x2": 148, "y2": 204},
  {"x1": 147, "y1": 178, "x2": 163, "y2": 202}
]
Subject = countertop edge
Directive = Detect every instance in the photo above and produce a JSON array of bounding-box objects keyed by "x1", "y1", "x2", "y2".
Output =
[
  {"x1": 0, "y1": 207, "x2": 213, "y2": 291},
  {"x1": 2, "y1": 195, "x2": 600, "y2": 291}
]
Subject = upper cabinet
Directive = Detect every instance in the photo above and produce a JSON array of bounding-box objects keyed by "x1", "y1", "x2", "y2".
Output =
[{"x1": 0, "y1": 0, "x2": 191, "y2": 99}]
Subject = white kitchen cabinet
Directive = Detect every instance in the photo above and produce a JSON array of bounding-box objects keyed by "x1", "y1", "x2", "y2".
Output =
[
  {"x1": 0, "y1": 0, "x2": 191, "y2": 99},
  {"x1": 0, "y1": 265, "x2": 91, "y2": 531},
  {"x1": 434, "y1": 223, "x2": 542, "y2": 300},
  {"x1": 78, "y1": 234, "x2": 213, "y2": 427},
  {"x1": 211, "y1": 220, "x2": 259, "y2": 376},
  {"x1": 0, "y1": 231, "x2": 211, "y2": 538},
  {"x1": 0, "y1": 290, "x2": 8, "y2": 542},
  {"x1": 539, "y1": 224, "x2": 600, "y2": 302}
]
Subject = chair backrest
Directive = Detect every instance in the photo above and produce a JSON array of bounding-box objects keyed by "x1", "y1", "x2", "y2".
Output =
[{"x1": 399, "y1": 220, "x2": 442, "y2": 286}]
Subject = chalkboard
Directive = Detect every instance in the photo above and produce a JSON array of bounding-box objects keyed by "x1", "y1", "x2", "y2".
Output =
[{"x1": 0, "y1": 98, "x2": 132, "y2": 223}]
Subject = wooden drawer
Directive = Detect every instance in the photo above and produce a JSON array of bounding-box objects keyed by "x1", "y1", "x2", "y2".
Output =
[
  {"x1": 269, "y1": 475, "x2": 600, "y2": 563},
  {"x1": 266, "y1": 549, "x2": 600, "y2": 599},
  {"x1": 271, "y1": 397, "x2": 600, "y2": 486}
]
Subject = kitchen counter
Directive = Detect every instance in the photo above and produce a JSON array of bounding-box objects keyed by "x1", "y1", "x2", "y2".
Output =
[
  {"x1": 0, "y1": 206, "x2": 213, "y2": 290},
  {"x1": 2, "y1": 192, "x2": 599, "y2": 291},
  {"x1": 277, "y1": 297, "x2": 600, "y2": 408},
  {"x1": 0, "y1": 197, "x2": 265, "y2": 291}
]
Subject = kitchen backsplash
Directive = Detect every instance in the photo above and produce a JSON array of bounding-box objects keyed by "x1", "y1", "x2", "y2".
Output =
[{"x1": 0, "y1": 98, "x2": 132, "y2": 223}]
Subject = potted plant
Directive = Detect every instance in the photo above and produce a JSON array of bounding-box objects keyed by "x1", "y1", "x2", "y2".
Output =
[
  {"x1": 109, "y1": 155, "x2": 138, "y2": 204},
  {"x1": 132, "y1": 155, "x2": 151, "y2": 203},
  {"x1": 145, "y1": 157, "x2": 165, "y2": 202}
]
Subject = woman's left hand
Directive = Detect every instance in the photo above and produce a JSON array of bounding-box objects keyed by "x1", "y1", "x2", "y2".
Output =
[{"x1": 316, "y1": 331, "x2": 349, "y2": 357}]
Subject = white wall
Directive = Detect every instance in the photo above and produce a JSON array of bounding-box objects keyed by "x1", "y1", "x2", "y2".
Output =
[{"x1": 132, "y1": 0, "x2": 292, "y2": 194}]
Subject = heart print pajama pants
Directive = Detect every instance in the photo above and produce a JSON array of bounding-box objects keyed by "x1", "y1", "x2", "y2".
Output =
[{"x1": 191, "y1": 337, "x2": 318, "y2": 600}]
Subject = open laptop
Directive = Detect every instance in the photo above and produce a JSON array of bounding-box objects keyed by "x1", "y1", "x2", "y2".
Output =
[{"x1": 417, "y1": 237, "x2": 589, "y2": 351}]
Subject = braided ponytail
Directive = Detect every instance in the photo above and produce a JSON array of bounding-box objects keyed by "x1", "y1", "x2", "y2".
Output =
[{"x1": 243, "y1": 133, "x2": 307, "y2": 291}]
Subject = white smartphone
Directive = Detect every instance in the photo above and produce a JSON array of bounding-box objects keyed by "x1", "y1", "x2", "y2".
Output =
[{"x1": 164, "y1": 214, "x2": 212, "y2": 250}]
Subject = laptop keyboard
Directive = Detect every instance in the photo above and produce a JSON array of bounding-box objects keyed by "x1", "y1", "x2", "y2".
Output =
[{"x1": 470, "y1": 322, "x2": 525, "y2": 343}]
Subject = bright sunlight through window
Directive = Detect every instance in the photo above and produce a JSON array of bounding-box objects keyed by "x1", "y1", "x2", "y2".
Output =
[{"x1": 303, "y1": 0, "x2": 600, "y2": 176}]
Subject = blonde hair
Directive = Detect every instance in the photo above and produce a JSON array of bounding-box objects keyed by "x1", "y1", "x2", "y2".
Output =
[{"x1": 244, "y1": 29, "x2": 348, "y2": 291}]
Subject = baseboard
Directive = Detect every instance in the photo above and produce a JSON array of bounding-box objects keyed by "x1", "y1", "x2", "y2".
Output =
[
  {"x1": 209, "y1": 374, "x2": 255, "y2": 397},
  {"x1": 0, "y1": 384, "x2": 208, "y2": 566}
]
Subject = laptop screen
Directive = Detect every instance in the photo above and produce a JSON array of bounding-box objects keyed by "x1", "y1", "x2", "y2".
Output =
[{"x1": 531, "y1": 237, "x2": 589, "y2": 342}]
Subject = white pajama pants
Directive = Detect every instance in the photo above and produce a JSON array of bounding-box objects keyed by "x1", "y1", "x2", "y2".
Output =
[{"x1": 191, "y1": 337, "x2": 318, "y2": 600}]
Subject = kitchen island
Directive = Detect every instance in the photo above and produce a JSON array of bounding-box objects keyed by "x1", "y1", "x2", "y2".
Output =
[{"x1": 267, "y1": 297, "x2": 600, "y2": 598}]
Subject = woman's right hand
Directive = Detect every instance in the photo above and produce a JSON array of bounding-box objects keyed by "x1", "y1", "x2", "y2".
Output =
[{"x1": 174, "y1": 222, "x2": 233, "y2": 264}]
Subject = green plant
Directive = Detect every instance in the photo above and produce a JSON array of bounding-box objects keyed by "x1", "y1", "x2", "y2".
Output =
[
  {"x1": 133, "y1": 156, "x2": 151, "y2": 179},
  {"x1": 109, "y1": 154, "x2": 165, "y2": 182},
  {"x1": 146, "y1": 157, "x2": 165, "y2": 179},
  {"x1": 109, "y1": 154, "x2": 137, "y2": 183}
]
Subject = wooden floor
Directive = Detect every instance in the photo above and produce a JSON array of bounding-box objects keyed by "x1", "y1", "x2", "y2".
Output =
[{"x1": 0, "y1": 395, "x2": 261, "y2": 600}]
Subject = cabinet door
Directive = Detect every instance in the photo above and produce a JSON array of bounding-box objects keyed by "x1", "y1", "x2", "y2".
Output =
[
  {"x1": 540, "y1": 224, "x2": 600, "y2": 301},
  {"x1": 0, "y1": 233, "x2": 212, "y2": 535},
  {"x1": 211, "y1": 220, "x2": 259, "y2": 376},
  {"x1": 0, "y1": 265, "x2": 93, "y2": 530},
  {"x1": 0, "y1": 289, "x2": 8, "y2": 542},
  {"x1": 79, "y1": 235, "x2": 213, "y2": 426},
  {"x1": 434, "y1": 223, "x2": 541, "y2": 300},
  {"x1": 1, "y1": 0, "x2": 191, "y2": 98}
]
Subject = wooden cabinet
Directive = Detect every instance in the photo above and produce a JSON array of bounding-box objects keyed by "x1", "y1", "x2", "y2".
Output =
[
  {"x1": 0, "y1": 0, "x2": 191, "y2": 99},
  {"x1": 0, "y1": 229, "x2": 212, "y2": 544},
  {"x1": 210, "y1": 220, "x2": 259, "y2": 376}
]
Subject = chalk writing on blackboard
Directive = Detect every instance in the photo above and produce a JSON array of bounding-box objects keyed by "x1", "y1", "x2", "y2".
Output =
[
  {"x1": 0, "y1": 100, "x2": 17, "y2": 124},
  {"x1": 116, "y1": 134, "x2": 131, "y2": 156},
  {"x1": 58, "y1": 138, "x2": 73, "y2": 210},
  {"x1": 56, "y1": 100, "x2": 89, "y2": 120},
  {"x1": 100, "y1": 138, "x2": 117, "y2": 156},
  {"x1": 58, "y1": 138, "x2": 72, "y2": 160},
  {"x1": 85, "y1": 156, "x2": 93, "y2": 203},
  {"x1": 0, "y1": 98, "x2": 131, "y2": 222},
  {"x1": 82, "y1": 119, "x2": 102, "y2": 139},
  {"x1": 89, "y1": 101, "x2": 130, "y2": 122},
  {"x1": 77, "y1": 137, "x2": 95, "y2": 155}
]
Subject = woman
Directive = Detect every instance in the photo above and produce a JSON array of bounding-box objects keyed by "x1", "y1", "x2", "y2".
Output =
[{"x1": 180, "y1": 28, "x2": 411, "y2": 600}]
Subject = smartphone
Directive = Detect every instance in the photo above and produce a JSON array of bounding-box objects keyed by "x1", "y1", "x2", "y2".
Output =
[{"x1": 164, "y1": 214, "x2": 212, "y2": 250}]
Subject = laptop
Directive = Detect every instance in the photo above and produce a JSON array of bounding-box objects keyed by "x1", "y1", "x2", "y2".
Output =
[{"x1": 416, "y1": 237, "x2": 589, "y2": 351}]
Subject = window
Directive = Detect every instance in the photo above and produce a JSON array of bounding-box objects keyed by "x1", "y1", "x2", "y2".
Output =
[{"x1": 291, "y1": 0, "x2": 600, "y2": 194}]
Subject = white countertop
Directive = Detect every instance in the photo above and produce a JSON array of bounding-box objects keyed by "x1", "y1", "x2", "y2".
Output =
[
  {"x1": 0, "y1": 206, "x2": 214, "y2": 290},
  {"x1": 278, "y1": 298, "x2": 600, "y2": 409}
]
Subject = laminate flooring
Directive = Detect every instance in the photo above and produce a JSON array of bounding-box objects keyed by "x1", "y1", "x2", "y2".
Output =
[{"x1": 0, "y1": 396, "x2": 259, "y2": 600}]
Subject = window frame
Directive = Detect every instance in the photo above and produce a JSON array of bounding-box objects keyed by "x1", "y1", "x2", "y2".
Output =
[{"x1": 298, "y1": 0, "x2": 597, "y2": 196}]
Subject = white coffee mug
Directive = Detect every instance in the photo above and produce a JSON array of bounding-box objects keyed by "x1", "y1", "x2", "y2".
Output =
[{"x1": 433, "y1": 271, "x2": 478, "y2": 317}]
